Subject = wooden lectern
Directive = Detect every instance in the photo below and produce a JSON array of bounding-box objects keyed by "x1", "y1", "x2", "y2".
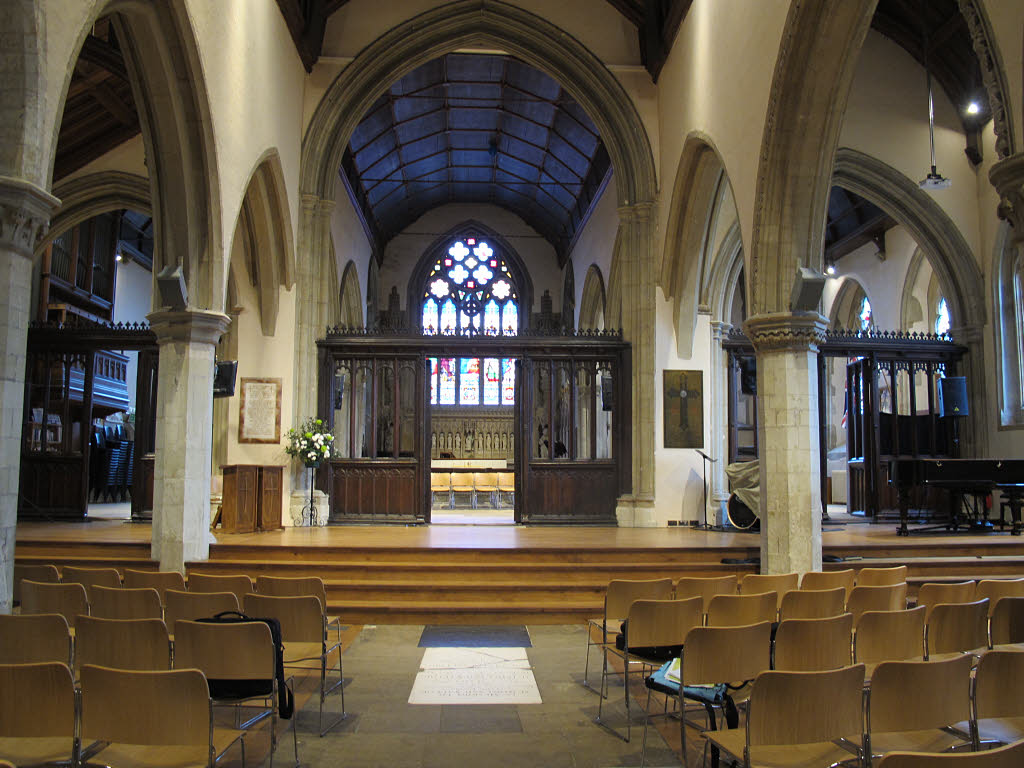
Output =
[{"x1": 220, "y1": 465, "x2": 283, "y2": 533}]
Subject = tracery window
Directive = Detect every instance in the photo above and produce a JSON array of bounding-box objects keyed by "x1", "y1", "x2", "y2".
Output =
[
  {"x1": 422, "y1": 237, "x2": 519, "y2": 406},
  {"x1": 934, "y1": 296, "x2": 951, "y2": 337},
  {"x1": 859, "y1": 296, "x2": 873, "y2": 331}
]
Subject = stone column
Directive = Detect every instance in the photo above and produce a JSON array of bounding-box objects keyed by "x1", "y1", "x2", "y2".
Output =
[
  {"x1": 708, "y1": 321, "x2": 733, "y2": 526},
  {"x1": 290, "y1": 196, "x2": 334, "y2": 524},
  {"x1": 0, "y1": 177, "x2": 57, "y2": 613},
  {"x1": 613, "y1": 201, "x2": 657, "y2": 527},
  {"x1": 745, "y1": 311, "x2": 828, "y2": 574},
  {"x1": 147, "y1": 309, "x2": 230, "y2": 572}
]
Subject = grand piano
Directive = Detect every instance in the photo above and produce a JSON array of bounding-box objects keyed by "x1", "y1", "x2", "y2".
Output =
[{"x1": 889, "y1": 458, "x2": 1024, "y2": 536}]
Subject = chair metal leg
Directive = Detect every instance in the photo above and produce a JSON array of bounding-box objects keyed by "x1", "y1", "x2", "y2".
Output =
[
  {"x1": 318, "y1": 648, "x2": 347, "y2": 736},
  {"x1": 582, "y1": 622, "x2": 606, "y2": 696}
]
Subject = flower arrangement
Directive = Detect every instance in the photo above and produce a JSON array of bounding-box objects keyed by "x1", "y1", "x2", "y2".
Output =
[{"x1": 284, "y1": 417, "x2": 335, "y2": 467}]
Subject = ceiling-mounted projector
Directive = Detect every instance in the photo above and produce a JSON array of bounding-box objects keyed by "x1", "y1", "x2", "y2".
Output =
[{"x1": 920, "y1": 166, "x2": 952, "y2": 190}]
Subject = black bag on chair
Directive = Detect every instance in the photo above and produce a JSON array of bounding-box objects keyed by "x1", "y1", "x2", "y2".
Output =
[
  {"x1": 196, "y1": 610, "x2": 295, "y2": 718},
  {"x1": 614, "y1": 620, "x2": 684, "y2": 662}
]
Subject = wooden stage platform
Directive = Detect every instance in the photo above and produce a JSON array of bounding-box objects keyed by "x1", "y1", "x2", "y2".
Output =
[{"x1": 14, "y1": 518, "x2": 1024, "y2": 624}]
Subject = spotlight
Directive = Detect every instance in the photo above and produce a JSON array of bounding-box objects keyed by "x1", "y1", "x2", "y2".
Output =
[
  {"x1": 966, "y1": 102, "x2": 980, "y2": 115},
  {"x1": 826, "y1": 263, "x2": 836, "y2": 276}
]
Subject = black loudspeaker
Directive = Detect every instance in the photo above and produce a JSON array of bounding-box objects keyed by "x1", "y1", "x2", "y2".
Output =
[
  {"x1": 213, "y1": 360, "x2": 238, "y2": 398},
  {"x1": 790, "y1": 266, "x2": 826, "y2": 312},
  {"x1": 939, "y1": 376, "x2": 968, "y2": 417},
  {"x1": 155, "y1": 265, "x2": 188, "y2": 310}
]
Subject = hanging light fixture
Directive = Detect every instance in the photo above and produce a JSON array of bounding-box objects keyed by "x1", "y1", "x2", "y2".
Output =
[{"x1": 919, "y1": 6, "x2": 951, "y2": 190}]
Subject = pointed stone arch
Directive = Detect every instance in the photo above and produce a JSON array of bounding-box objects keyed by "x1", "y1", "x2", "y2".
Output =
[
  {"x1": 338, "y1": 261, "x2": 363, "y2": 329},
  {"x1": 579, "y1": 265, "x2": 606, "y2": 331},
  {"x1": 228, "y1": 150, "x2": 296, "y2": 336},
  {"x1": 829, "y1": 276, "x2": 872, "y2": 331}
]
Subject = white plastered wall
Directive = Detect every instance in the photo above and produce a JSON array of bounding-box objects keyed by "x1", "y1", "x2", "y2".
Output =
[
  {"x1": 567, "y1": 181, "x2": 617, "y2": 327},
  {"x1": 329, "y1": 193, "x2": 374, "y2": 326},
  {"x1": 111, "y1": 258, "x2": 153, "y2": 407}
]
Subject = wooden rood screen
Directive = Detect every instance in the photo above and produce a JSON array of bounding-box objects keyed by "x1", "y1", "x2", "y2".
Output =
[{"x1": 316, "y1": 329, "x2": 631, "y2": 524}]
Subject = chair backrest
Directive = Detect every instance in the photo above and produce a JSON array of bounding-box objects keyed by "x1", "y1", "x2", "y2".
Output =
[
  {"x1": 706, "y1": 591, "x2": 778, "y2": 627},
  {"x1": 474, "y1": 472, "x2": 498, "y2": 490},
  {"x1": 80, "y1": 664, "x2": 210, "y2": 748},
  {"x1": 19, "y1": 580, "x2": 89, "y2": 628},
  {"x1": 0, "y1": 661, "x2": 76, "y2": 740},
  {"x1": 674, "y1": 575, "x2": 738, "y2": 615},
  {"x1": 164, "y1": 589, "x2": 239, "y2": 631},
  {"x1": 868, "y1": 654, "x2": 973, "y2": 733},
  {"x1": 976, "y1": 578, "x2": 1024, "y2": 616},
  {"x1": 746, "y1": 664, "x2": 865, "y2": 747},
  {"x1": 12, "y1": 563, "x2": 60, "y2": 604},
  {"x1": 856, "y1": 565, "x2": 907, "y2": 587},
  {"x1": 188, "y1": 572, "x2": 255, "y2": 606},
  {"x1": 778, "y1": 587, "x2": 847, "y2": 622},
  {"x1": 623, "y1": 597, "x2": 703, "y2": 651},
  {"x1": 0, "y1": 613, "x2": 72, "y2": 665},
  {"x1": 173, "y1": 619, "x2": 274, "y2": 681},
  {"x1": 89, "y1": 584, "x2": 162, "y2": 620},
  {"x1": 497, "y1": 472, "x2": 514, "y2": 489},
  {"x1": 682, "y1": 621, "x2": 772, "y2": 686},
  {"x1": 773, "y1": 613, "x2": 854, "y2": 671},
  {"x1": 123, "y1": 569, "x2": 186, "y2": 605},
  {"x1": 430, "y1": 472, "x2": 451, "y2": 491},
  {"x1": 853, "y1": 606, "x2": 926, "y2": 667},
  {"x1": 74, "y1": 615, "x2": 171, "y2": 672},
  {"x1": 450, "y1": 472, "x2": 474, "y2": 490},
  {"x1": 602, "y1": 578, "x2": 675, "y2": 623},
  {"x1": 740, "y1": 573, "x2": 799, "y2": 611},
  {"x1": 973, "y1": 649, "x2": 1024, "y2": 720},
  {"x1": 916, "y1": 581, "x2": 977, "y2": 619},
  {"x1": 877, "y1": 739, "x2": 1024, "y2": 768},
  {"x1": 800, "y1": 569, "x2": 856, "y2": 599},
  {"x1": 847, "y1": 583, "x2": 908, "y2": 622},
  {"x1": 926, "y1": 598, "x2": 989, "y2": 658},
  {"x1": 244, "y1": 593, "x2": 324, "y2": 643},
  {"x1": 989, "y1": 595, "x2": 1024, "y2": 646},
  {"x1": 255, "y1": 575, "x2": 328, "y2": 613},
  {"x1": 61, "y1": 566, "x2": 121, "y2": 599}
]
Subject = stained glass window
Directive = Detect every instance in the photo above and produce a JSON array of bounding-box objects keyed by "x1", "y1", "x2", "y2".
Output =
[
  {"x1": 460, "y1": 358, "x2": 480, "y2": 405},
  {"x1": 440, "y1": 299, "x2": 457, "y2": 335},
  {"x1": 502, "y1": 303, "x2": 518, "y2": 337},
  {"x1": 423, "y1": 300, "x2": 439, "y2": 336},
  {"x1": 859, "y1": 296, "x2": 873, "y2": 332},
  {"x1": 429, "y1": 357, "x2": 438, "y2": 405},
  {"x1": 483, "y1": 300, "x2": 500, "y2": 336},
  {"x1": 439, "y1": 358, "x2": 456, "y2": 405},
  {"x1": 935, "y1": 297, "x2": 951, "y2": 336},
  {"x1": 482, "y1": 358, "x2": 500, "y2": 405},
  {"x1": 502, "y1": 358, "x2": 515, "y2": 405}
]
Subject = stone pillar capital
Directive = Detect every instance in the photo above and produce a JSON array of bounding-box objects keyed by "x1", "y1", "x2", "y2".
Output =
[
  {"x1": 147, "y1": 309, "x2": 231, "y2": 346},
  {"x1": 989, "y1": 153, "x2": 1024, "y2": 244},
  {"x1": 0, "y1": 176, "x2": 60, "y2": 257},
  {"x1": 616, "y1": 200, "x2": 655, "y2": 224},
  {"x1": 743, "y1": 311, "x2": 828, "y2": 353},
  {"x1": 710, "y1": 320, "x2": 733, "y2": 341}
]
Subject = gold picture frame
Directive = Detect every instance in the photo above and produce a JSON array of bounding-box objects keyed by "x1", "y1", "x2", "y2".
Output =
[{"x1": 238, "y1": 377, "x2": 282, "y2": 444}]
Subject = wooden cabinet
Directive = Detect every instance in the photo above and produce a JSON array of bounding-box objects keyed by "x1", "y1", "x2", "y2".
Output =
[{"x1": 220, "y1": 464, "x2": 283, "y2": 533}]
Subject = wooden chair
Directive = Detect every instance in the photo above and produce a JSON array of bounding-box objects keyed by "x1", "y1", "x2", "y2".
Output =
[
  {"x1": 474, "y1": 472, "x2": 499, "y2": 508},
  {"x1": 74, "y1": 615, "x2": 171, "y2": 673},
  {"x1": 866, "y1": 654, "x2": 974, "y2": 761},
  {"x1": 773, "y1": 613, "x2": 854, "y2": 672},
  {"x1": 926, "y1": 598, "x2": 989, "y2": 661},
  {"x1": 857, "y1": 565, "x2": 908, "y2": 587},
  {"x1": 0, "y1": 661, "x2": 76, "y2": 767},
  {"x1": 878, "y1": 740, "x2": 1024, "y2": 768},
  {"x1": 916, "y1": 581, "x2": 977, "y2": 619},
  {"x1": 989, "y1": 595, "x2": 1024, "y2": 649},
  {"x1": 188, "y1": 572, "x2": 255, "y2": 607},
  {"x1": 706, "y1": 591, "x2": 778, "y2": 628},
  {"x1": 123, "y1": 568, "x2": 186, "y2": 606},
  {"x1": 641, "y1": 621, "x2": 772, "y2": 768},
  {"x1": 450, "y1": 472, "x2": 475, "y2": 508},
  {"x1": 777, "y1": 587, "x2": 847, "y2": 622},
  {"x1": 739, "y1": 572, "x2": 799, "y2": 613},
  {"x1": 0, "y1": 613, "x2": 72, "y2": 666},
  {"x1": 165, "y1": 590, "x2": 240, "y2": 639},
  {"x1": 12, "y1": 563, "x2": 59, "y2": 606},
  {"x1": 19, "y1": 580, "x2": 89, "y2": 629},
  {"x1": 497, "y1": 471, "x2": 515, "y2": 506},
  {"x1": 970, "y1": 649, "x2": 1024, "y2": 749},
  {"x1": 430, "y1": 471, "x2": 452, "y2": 508},
  {"x1": 255, "y1": 575, "x2": 341, "y2": 639},
  {"x1": 79, "y1": 663, "x2": 244, "y2": 768},
  {"x1": 704, "y1": 664, "x2": 866, "y2": 768},
  {"x1": 853, "y1": 606, "x2": 926, "y2": 682},
  {"x1": 800, "y1": 569, "x2": 856, "y2": 600},
  {"x1": 60, "y1": 565, "x2": 121, "y2": 600},
  {"x1": 673, "y1": 574, "x2": 738, "y2": 616},
  {"x1": 847, "y1": 583, "x2": 909, "y2": 622},
  {"x1": 596, "y1": 596, "x2": 703, "y2": 743},
  {"x1": 174, "y1": 619, "x2": 298, "y2": 766},
  {"x1": 976, "y1": 578, "x2": 1024, "y2": 615},
  {"x1": 89, "y1": 585, "x2": 162, "y2": 620},
  {"x1": 245, "y1": 593, "x2": 347, "y2": 736},
  {"x1": 583, "y1": 577, "x2": 674, "y2": 694}
]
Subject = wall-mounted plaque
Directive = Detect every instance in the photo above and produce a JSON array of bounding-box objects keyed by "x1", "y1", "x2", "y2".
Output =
[
  {"x1": 238, "y1": 377, "x2": 282, "y2": 444},
  {"x1": 663, "y1": 370, "x2": 703, "y2": 449}
]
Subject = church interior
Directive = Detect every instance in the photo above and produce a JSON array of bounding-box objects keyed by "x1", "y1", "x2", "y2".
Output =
[{"x1": 4, "y1": 0, "x2": 1024, "y2": 765}]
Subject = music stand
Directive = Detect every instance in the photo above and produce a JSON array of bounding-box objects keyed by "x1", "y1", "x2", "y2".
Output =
[{"x1": 694, "y1": 449, "x2": 717, "y2": 529}]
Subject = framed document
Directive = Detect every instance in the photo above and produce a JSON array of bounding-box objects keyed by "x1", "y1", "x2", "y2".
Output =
[
  {"x1": 238, "y1": 377, "x2": 282, "y2": 444},
  {"x1": 663, "y1": 370, "x2": 703, "y2": 449}
]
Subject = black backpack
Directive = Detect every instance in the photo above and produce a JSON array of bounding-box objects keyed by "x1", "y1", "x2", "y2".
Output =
[{"x1": 196, "y1": 610, "x2": 295, "y2": 719}]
